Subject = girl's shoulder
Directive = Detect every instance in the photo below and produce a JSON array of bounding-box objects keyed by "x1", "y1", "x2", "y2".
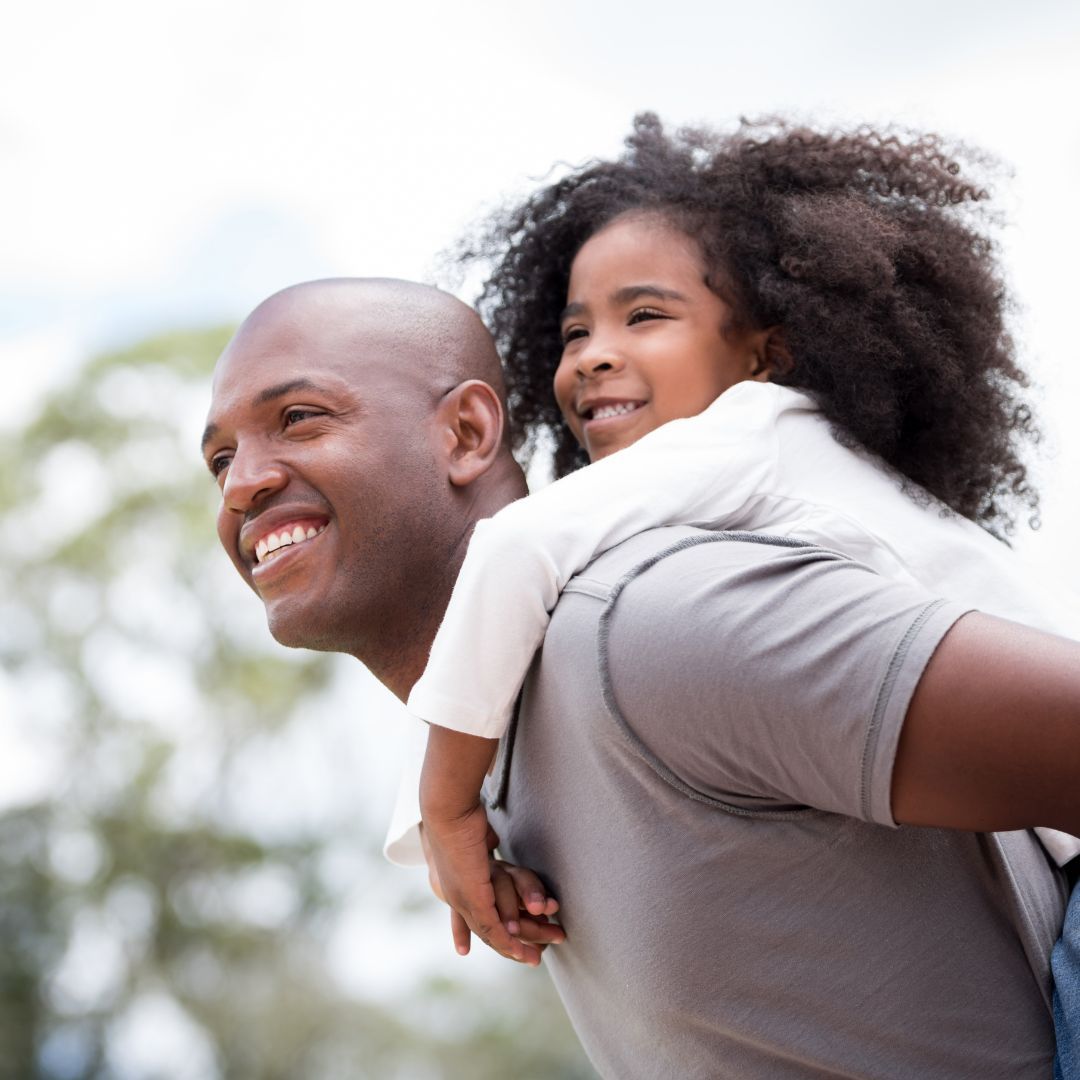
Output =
[{"x1": 715, "y1": 380, "x2": 821, "y2": 424}]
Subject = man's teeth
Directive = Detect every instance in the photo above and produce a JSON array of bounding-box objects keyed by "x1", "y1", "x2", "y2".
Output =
[
  {"x1": 591, "y1": 402, "x2": 640, "y2": 421},
  {"x1": 254, "y1": 525, "x2": 324, "y2": 564}
]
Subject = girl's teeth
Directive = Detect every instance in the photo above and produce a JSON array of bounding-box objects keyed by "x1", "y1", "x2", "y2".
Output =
[{"x1": 593, "y1": 403, "x2": 638, "y2": 420}]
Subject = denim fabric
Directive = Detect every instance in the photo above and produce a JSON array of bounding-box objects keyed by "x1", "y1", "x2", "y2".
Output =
[{"x1": 1053, "y1": 875, "x2": 1080, "y2": 1079}]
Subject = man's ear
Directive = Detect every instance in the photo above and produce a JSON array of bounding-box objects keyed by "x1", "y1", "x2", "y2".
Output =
[
  {"x1": 749, "y1": 326, "x2": 795, "y2": 381},
  {"x1": 437, "y1": 379, "x2": 506, "y2": 487}
]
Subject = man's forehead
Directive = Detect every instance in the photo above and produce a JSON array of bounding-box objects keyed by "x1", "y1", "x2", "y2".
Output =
[
  {"x1": 211, "y1": 305, "x2": 411, "y2": 396},
  {"x1": 205, "y1": 315, "x2": 440, "y2": 447}
]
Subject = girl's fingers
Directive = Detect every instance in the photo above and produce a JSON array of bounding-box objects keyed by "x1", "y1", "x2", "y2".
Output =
[
  {"x1": 492, "y1": 864, "x2": 522, "y2": 935},
  {"x1": 451, "y1": 909, "x2": 471, "y2": 956},
  {"x1": 502, "y1": 862, "x2": 560, "y2": 918},
  {"x1": 515, "y1": 915, "x2": 566, "y2": 947}
]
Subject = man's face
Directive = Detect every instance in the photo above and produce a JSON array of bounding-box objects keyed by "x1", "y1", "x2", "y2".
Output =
[{"x1": 202, "y1": 299, "x2": 447, "y2": 654}]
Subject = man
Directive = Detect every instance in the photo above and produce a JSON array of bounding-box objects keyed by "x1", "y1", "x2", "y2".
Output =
[{"x1": 205, "y1": 277, "x2": 1079, "y2": 1077}]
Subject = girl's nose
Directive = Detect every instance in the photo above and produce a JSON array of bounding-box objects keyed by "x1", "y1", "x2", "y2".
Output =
[{"x1": 576, "y1": 335, "x2": 625, "y2": 377}]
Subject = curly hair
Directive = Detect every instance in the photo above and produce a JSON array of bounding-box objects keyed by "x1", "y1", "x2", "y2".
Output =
[{"x1": 459, "y1": 113, "x2": 1040, "y2": 536}]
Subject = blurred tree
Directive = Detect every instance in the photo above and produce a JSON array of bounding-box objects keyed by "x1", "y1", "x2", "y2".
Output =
[{"x1": 0, "y1": 329, "x2": 594, "y2": 1079}]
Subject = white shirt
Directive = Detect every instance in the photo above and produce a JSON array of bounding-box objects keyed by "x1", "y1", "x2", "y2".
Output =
[{"x1": 388, "y1": 381, "x2": 1079, "y2": 865}]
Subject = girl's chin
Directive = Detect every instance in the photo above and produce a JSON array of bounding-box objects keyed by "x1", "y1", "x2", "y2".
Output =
[{"x1": 584, "y1": 417, "x2": 653, "y2": 461}]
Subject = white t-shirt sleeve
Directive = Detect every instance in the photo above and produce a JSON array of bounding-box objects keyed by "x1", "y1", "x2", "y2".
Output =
[
  {"x1": 406, "y1": 384, "x2": 781, "y2": 738},
  {"x1": 382, "y1": 714, "x2": 428, "y2": 866}
]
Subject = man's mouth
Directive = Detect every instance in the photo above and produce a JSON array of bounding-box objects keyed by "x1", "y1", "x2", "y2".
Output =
[
  {"x1": 254, "y1": 520, "x2": 328, "y2": 564},
  {"x1": 584, "y1": 401, "x2": 645, "y2": 421}
]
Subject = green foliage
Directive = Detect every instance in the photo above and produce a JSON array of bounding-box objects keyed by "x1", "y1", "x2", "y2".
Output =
[{"x1": 0, "y1": 327, "x2": 594, "y2": 1079}]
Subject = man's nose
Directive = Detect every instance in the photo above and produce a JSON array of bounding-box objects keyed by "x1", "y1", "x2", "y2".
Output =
[{"x1": 221, "y1": 443, "x2": 288, "y2": 512}]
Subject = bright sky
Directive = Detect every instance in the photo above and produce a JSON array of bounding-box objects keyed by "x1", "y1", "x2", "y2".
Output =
[{"x1": 4, "y1": 4, "x2": 1078, "y2": 334}]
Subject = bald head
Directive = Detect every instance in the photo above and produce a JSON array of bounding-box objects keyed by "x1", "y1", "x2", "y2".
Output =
[{"x1": 228, "y1": 277, "x2": 506, "y2": 403}]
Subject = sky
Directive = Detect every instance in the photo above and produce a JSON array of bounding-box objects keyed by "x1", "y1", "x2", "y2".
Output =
[{"x1": 3, "y1": 0, "x2": 1080, "y2": 1036}]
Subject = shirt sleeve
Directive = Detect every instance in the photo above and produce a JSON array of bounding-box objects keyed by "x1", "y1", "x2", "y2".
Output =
[
  {"x1": 601, "y1": 536, "x2": 969, "y2": 825},
  {"x1": 382, "y1": 714, "x2": 428, "y2": 866},
  {"x1": 407, "y1": 386, "x2": 780, "y2": 738}
]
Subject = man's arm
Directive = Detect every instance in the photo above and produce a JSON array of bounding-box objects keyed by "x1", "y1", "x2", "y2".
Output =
[{"x1": 893, "y1": 613, "x2": 1080, "y2": 834}]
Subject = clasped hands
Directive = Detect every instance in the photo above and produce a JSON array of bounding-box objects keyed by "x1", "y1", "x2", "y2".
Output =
[{"x1": 419, "y1": 801, "x2": 564, "y2": 966}]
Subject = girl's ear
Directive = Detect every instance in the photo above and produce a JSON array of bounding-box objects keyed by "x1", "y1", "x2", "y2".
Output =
[
  {"x1": 437, "y1": 379, "x2": 506, "y2": 487},
  {"x1": 750, "y1": 326, "x2": 795, "y2": 381}
]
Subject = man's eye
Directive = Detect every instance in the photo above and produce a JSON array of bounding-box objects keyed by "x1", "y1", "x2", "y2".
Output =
[
  {"x1": 209, "y1": 453, "x2": 231, "y2": 478},
  {"x1": 628, "y1": 307, "x2": 668, "y2": 325},
  {"x1": 284, "y1": 408, "x2": 319, "y2": 426}
]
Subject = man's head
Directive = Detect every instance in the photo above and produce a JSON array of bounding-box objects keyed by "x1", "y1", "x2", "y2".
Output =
[{"x1": 202, "y1": 278, "x2": 524, "y2": 694}]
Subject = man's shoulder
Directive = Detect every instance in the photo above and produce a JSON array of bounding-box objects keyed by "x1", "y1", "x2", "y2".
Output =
[
  {"x1": 553, "y1": 522, "x2": 968, "y2": 830},
  {"x1": 563, "y1": 525, "x2": 848, "y2": 602}
]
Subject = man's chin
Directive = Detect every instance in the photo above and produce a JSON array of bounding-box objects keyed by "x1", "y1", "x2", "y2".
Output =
[{"x1": 264, "y1": 599, "x2": 339, "y2": 652}]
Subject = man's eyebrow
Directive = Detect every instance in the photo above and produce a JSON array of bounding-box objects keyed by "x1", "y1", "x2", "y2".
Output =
[
  {"x1": 252, "y1": 377, "x2": 325, "y2": 407},
  {"x1": 200, "y1": 378, "x2": 330, "y2": 454},
  {"x1": 200, "y1": 422, "x2": 219, "y2": 455}
]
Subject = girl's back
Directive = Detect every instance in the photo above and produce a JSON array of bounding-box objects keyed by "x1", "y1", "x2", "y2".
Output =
[{"x1": 738, "y1": 380, "x2": 1075, "y2": 638}]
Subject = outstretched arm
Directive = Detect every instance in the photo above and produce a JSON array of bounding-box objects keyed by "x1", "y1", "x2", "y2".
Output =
[{"x1": 893, "y1": 613, "x2": 1080, "y2": 833}]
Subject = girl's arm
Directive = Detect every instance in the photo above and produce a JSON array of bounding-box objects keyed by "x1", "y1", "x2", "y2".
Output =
[{"x1": 420, "y1": 725, "x2": 559, "y2": 965}]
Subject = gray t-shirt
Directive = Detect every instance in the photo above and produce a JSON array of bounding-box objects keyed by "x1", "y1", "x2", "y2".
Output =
[{"x1": 484, "y1": 528, "x2": 1065, "y2": 1079}]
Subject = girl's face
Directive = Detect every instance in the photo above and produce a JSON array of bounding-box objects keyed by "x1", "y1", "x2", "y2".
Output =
[{"x1": 554, "y1": 213, "x2": 771, "y2": 462}]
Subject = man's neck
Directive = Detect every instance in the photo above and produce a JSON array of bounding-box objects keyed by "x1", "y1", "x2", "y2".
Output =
[
  {"x1": 358, "y1": 459, "x2": 526, "y2": 703},
  {"x1": 356, "y1": 572, "x2": 457, "y2": 703}
]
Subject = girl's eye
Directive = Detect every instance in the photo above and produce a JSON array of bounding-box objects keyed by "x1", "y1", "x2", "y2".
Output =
[
  {"x1": 628, "y1": 307, "x2": 668, "y2": 325},
  {"x1": 561, "y1": 326, "x2": 588, "y2": 346}
]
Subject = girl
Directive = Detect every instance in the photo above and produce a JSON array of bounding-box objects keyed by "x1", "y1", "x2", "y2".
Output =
[{"x1": 399, "y1": 116, "x2": 1079, "y2": 1040}]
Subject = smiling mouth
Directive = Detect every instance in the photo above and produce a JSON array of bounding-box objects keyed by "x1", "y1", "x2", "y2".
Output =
[
  {"x1": 254, "y1": 522, "x2": 328, "y2": 565},
  {"x1": 584, "y1": 401, "x2": 645, "y2": 421}
]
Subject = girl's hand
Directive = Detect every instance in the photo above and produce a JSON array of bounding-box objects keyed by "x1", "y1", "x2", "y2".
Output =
[
  {"x1": 450, "y1": 860, "x2": 564, "y2": 962},
  {"x1": 420, "y1": 817, "x2": 562, "y2": 964},
  {"x1": 423, "y1": 801, "x2": 540, "y2": 964},
  {"x1": 419, "y1": 725, "x2": 560, "y2": 964}
]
